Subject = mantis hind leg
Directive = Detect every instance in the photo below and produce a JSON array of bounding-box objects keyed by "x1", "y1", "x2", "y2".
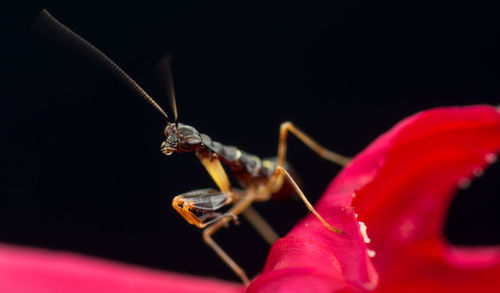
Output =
[
  {"x1": 276, "y1": 121, "x2": 351, "y2": 168},
  {"x1": 242, "y1": 206, "x2": 280, "y2": 245},
  {"x1": 273, "y1": 166, "x2": 343, "y2": 234},
  {"x1": 267, "y1": 121, "x2": 350, "y2": 234}
]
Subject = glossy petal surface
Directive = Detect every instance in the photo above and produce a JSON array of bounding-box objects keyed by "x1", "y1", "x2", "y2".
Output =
[
  {"x1": 0, "y1": 244, "x2": 243, "y2": 293},
  {"x1": 350, "y1": 106, "x2": 500, "y2": 293}
]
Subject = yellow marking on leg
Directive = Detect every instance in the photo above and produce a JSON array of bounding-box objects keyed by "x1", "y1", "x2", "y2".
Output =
[
  {"x1": 172, "y1": 196, "x2": 211, "y2": 228},
  {"x1": 172, "y1": 196, "x2": 194, "y2": 225},
  {"x1": 197, "y1": 152, "x2": 232, "y2": 196}
]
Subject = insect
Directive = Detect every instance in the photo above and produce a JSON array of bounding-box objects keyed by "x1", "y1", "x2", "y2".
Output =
[{"x1": 32, "y1": 9, "x2": 351, "y2": 284}]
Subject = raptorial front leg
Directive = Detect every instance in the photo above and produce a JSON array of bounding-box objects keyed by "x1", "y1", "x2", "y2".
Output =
[
  {"x1": 172, "y1": 151, "x2": 239, "y2": 229},
  {"x1": 172, "y1": 188, "x2": 232, "y2": 228},
  {"x1": 172, "y1": 188, "x2": 252, "y2": 284},
  {"x1": 176, "y1": 152, "x2": 256, "y2": 284}
]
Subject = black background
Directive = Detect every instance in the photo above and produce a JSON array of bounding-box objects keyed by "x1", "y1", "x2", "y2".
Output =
[{"x1": 2, "y1": 1, "x2": 500, "y2": 282}]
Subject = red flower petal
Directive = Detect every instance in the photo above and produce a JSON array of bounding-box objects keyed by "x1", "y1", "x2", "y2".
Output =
[
  {"x1": 249, "y1": 105, "x2": 500, "y2": 293},
  {"x1": 348, "y1": 105, "x2": 500, "y2": 293},
  {"x1": 0, "y1": 244, "x2": 243, "y2": 293}
]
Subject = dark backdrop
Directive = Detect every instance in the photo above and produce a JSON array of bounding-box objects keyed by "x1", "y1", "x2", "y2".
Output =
[{"x1": 2, "y1": 2, "x2": 500, "y2": 281}]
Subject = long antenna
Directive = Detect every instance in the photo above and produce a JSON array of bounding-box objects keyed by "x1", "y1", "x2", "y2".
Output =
[
  {"x1": 31, "y1": 9, "x2": 170, "y2": 121},
  {"x1": 157, "y1": 54, "x2": 179, "y2": 127}
]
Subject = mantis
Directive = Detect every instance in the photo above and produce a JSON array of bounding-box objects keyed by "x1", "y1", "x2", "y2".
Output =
[{"x1": 32, "y1": 9, "x2": 350, "y2": 284}]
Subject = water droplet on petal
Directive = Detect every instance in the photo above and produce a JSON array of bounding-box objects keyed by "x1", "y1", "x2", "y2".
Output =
[
  {"x1": 367, "y1": 249, "x2": 376, "y2": 258},
  {"x1": 485, "y1": 153, "x2": 498, "y2": 164},
  {"x1": 458, "y1": 178, "x2": 471, "y2": 189},
  {"x1": 473, "y1": 167, "x2": 484, "y2": 177},
  {"x1": 359, "y1": 221, "x2": 371, "y2": 244}
]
